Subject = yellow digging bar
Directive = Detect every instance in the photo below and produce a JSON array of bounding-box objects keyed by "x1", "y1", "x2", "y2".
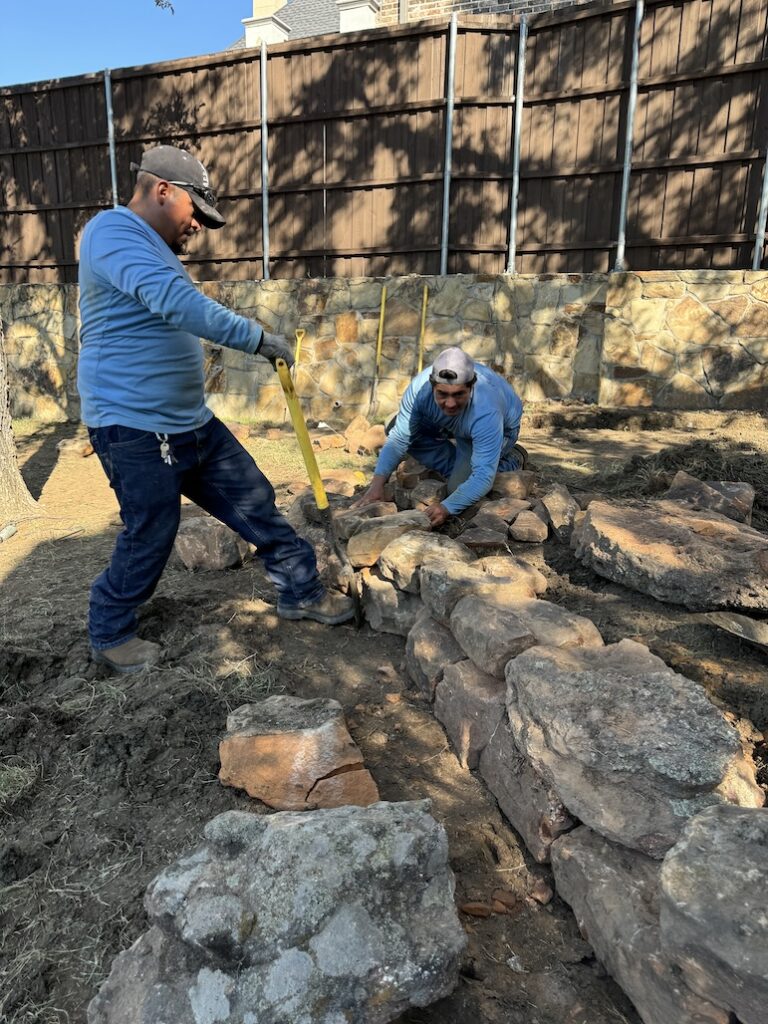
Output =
[
  {"x1": 294, "y1": 328, "x2": 305, "y2": 370},
  {"x1": 417, "y1": 284, "x2": 428, "y2": 373}
]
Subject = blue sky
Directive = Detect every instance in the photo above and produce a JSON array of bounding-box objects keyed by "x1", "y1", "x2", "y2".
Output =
[{"x1": 0, "y1": 0, "x2": 253, "y2": 88}]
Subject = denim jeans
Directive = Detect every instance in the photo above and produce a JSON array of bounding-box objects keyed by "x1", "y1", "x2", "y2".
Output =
[
  {"x1": 87, "y1": 416, "x2": 324, "y2": 650},
  {"x1": 407, "y1": 433, "x2": 522, "y2": 492}
]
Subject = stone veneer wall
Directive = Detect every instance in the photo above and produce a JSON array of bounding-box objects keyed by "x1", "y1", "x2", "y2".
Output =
[{"x1": 2, "y1": 271, "x2": 767, "y2": 425}]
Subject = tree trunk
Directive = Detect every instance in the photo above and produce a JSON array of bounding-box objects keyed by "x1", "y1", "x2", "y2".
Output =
[{"x1": 0, "y1": 316, "x2": 38, "y2": 523}]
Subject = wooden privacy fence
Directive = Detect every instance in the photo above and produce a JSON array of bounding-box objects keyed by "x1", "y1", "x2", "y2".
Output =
[{"x1": 1, "y1": 0, "x2": 767, "y2": 283}]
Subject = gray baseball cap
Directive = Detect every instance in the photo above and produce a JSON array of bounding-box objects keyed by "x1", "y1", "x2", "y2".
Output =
[
  {"x1": 429, "y1": 347, "x2": 477, "y2": 387},
  {"x1": 130, "y1": 145, "x2": 225, "y2": 228}
]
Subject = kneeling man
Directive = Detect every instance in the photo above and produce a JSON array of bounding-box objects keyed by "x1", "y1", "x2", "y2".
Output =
[{"x1": 354, "y1": 347, "x2": 524, "y2": 527}]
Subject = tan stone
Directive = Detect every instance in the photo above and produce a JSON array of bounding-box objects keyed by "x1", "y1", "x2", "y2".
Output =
[
  {"x1": 406, "y1": 607, "x2": 467, "y2": 699},
  {"x1": 708, "y1": 295, "x2": 749, "y2": 327},
  {"x1": 434, "y1": 660, "x2": 506, "y2": 769},
  {"x1": 666, "y1": 296, "x2": 724, "y2": 344},
  {"x1": 346, "y1": 512, "x2": 431, "y2": 567},
  {"x1": 378, "y1": 531, "x2": 474, "y2": 593},
  {"x1": 509, "y1": 509, "x2": 549, "y2": 543},
  {"x1": 602, "y1": 321, "x2": 639, "y2": 363},
  {"x1": 655, "y1": 372, "x2": 717, "y2": 411},
  {"x1": 323, "y1": 282, "x2": 352, "y2": 313},
  {"x1": 349, "y1": 279, "x2": 385, "y2": 310},
  {"x1": 642, "y1": 282, "x2": 686, "y2": 298},
  {"x1": 335, "y1": 311, "x2": 360, "y2": 343},
  {"x1": 737, "y1": 301, "x2": 768, "y2": 338},
  {"x1": 477, "y1": 497, "x2": 532, "y2": 521},
  {"x1": 550, "y1": 319, "x2": 579, "y2": 358},
  {"x1": 360, "y1": 569, "x2": 424, "y2": 636},
  {"x1": 420, "y1": 560, "x2": 538, "y2": 624},
  {"x1": 605, "y1": 273, "x2": 643, "y2": 310},
  {"x1": 463, "y1": 299, "x2": 492, "y2": 322},
  {"x1": 430, "y1": 279, "x2": 466, "y2": 316},
  {"x1": 599, "y1": 379, "x2": 654, "y2": 408},
  {"x1": 638, "y1": 343, "x2": 676, "y2": 377},
  {"x1": 219, "y1": 696, "x2": 378, "y2": 810},
  {"x1": 475, "y1": 554, "x2": 547, "y2": 594},
  {"x1": 492, "y1": 282, "x2": 515, "y2": 321},
  {"x1": 629, "y1": 299, "x2": 667, "y2": 334},
  {"x1": 748, "y1": 276, "x2": 768, "y2": 303},
  {"x1": 334, "y1": 502, "x2": 398, "y2": 541},
  {"x1": 490, "y1": 470, "x2": 537, "y2": 499}
]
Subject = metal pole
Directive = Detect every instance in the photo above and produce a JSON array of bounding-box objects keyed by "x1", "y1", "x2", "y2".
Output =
[
  {"x1": 613, "y1": 0, "x2": 644, "y2": 272},
  {"x1": 260, "y1": 39, "x2": 271, "y2": 280},
  {"x1": 506, "y1": 16, "x2": 528, "y2": 274},
  {"x1": 752, "y1": 150, "x2": 768, "y2": 269},
  {"x1": 440, "y1": 13, "x2": 458, "y2": 276},
  {"x1": 103, "y1": 69, "x2": 119, "y2": 207}
]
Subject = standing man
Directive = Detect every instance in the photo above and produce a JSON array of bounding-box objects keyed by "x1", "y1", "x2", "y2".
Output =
[
  {"x1": 78, "y1": 145, "x2": 353, "y2": 674},
  {"x1": 353, "y1": 347, "x2": 525, "y2": 527}
]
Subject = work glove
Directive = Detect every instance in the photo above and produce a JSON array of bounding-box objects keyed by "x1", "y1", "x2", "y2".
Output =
[{"x1": 258, "y1": 330, "x2": 295, "y2": 369}]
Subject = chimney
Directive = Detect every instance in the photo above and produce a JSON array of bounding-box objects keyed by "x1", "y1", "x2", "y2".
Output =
[
  {"x1": 336, "y1": 0, "x2": 381, "y2": 33},
  {"x1": 243, "y1": 0, "x2": 290, "y2": 45}
]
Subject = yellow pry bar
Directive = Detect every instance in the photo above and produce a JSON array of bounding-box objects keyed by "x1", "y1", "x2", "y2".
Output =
[{"x1": 275, "y1": 357, "x2": 329, "y2": 512}]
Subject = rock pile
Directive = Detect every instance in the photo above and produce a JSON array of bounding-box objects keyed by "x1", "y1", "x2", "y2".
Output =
[{"x1": 322, "y1": 469, "x2": 766, "y2": 1024}]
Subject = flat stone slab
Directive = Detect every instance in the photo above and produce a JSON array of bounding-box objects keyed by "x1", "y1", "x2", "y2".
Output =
[
  {"x1": 476, "y1": 497, "x2": 532, "y2": 522},
  {"x1": 361, "y1": 570, "x2": 424, "y2": 636},
  {"x1": 572, "y1": 498, "x2": 768, "y2": 611},
  {"x1": 334, "y1": 501, "x2": 398, "y2": 541},
  {"x1": 665, "y1": 470, "x2": 755, "y2": 524},
  {"x1": 490, "y1": 470, "x2": 537, "y2": 499},
  {"x1": 88, "y1": 802, "x2": 466, "y2": 1024},
  {"x1": 706, "y1": 610, "x2": 768, "y2": 652},
  {"x1": 450, "y1": 596, "x2": 602, "y2": 677},
  {"x1": 434, "y1": 660, "x2": 506, "y2": 769},
  {"x1": 405, "y1": 608, "x2": 466, "y2": 699},
  {"x1": 479, "y1": 715, "x2": 573, "y2": 863},
  {"x1": 506, "y1": 639, "x2": 763, "y2": 857},
  {"x1": 552, "y1": 827, "x2": 729, "y2": 1024},
  {"x1": 509, "y1": 508, "x2": 549, "y2": 543},
  {"x1": 378, "y1": 532, "x2": 474, "y2": 594},
  {"x1": 347, "y1": 512, "x2": 431, "y2": 567},
  {"x1": 219, "y1": 696, "x2": 378, "y2": 810},
  {"x1": 475, "y1": 555, "x2": 547, "y2": 595},
  {"x1": 660, "y1": 805, "x2": 768, "y2": 1024}
]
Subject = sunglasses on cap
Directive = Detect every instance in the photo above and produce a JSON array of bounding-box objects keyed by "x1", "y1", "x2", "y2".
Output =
[{"x1": 130, "y1": 164, "x2": 217, "y2": 207}]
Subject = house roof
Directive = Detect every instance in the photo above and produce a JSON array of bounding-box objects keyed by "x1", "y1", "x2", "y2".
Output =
[{"x1": 228, "y1": 0, "x2": 340, "y2": 47}]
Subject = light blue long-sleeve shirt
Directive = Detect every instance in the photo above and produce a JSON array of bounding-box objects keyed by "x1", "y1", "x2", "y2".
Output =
[
  {"x1": 375, "y1": 363, "x2": 524, "y2": 514},
  {"x1": 77, "y1": 207, "x2": 264, "y2": 432}
]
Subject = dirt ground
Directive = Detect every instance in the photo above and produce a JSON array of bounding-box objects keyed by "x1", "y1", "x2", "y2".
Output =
[{"x1": 2, "y1": 407, "x2": 767, "y2": 1024}]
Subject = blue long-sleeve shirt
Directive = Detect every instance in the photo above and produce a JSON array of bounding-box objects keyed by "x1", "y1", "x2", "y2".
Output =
[
  {"x1": 375, "y1": 364, "x2": 523, "y2": 514},
  {"x1": 77, "y1": 207, "x2": 264, "y2": 432}
]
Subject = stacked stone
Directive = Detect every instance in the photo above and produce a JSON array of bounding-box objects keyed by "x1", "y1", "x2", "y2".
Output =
[{"x1": 344, "y1": 467, "x2": 767, "y2": 1024}]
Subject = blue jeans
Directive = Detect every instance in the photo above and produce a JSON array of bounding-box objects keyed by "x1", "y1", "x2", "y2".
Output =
[
  {"x1": 408, "y1": 434, "x2": 522, "y2": 492},
  {"x1": 87, "y1": 416, "x2": 324, "y2": 650}
]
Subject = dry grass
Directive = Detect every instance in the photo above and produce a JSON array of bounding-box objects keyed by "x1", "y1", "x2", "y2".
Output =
[
  {"x1": 0, "y1": 758, "x2": 39, "y2": 811},
  {"x1": 588, "y1": 438, "x2": 768, "y2": 530}
]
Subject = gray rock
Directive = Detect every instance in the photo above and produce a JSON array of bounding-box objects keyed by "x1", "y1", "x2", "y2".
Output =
[
  {"x1": 506, "y1": 640, "x2": 763, "y2": 857},
  {"x1": 419, "y1": 561, "x2": 538, "y2": 625},
  {"x1": 378, "y1": 532, "x2": 474, "y2": 594},
  {"x1": 347, "y1": 513, "x2": 431, "y2": 568},
  {"x1": 539, "y1": 484, "x2": 579, "y2": 542},
  {"x1": 490, "y1": 470, "x2": 537, "y2": 499},
  {"x1": 660, "y1": 804, "x2": 768, "y2": 1024},
  {"x1": 458, "y1": 527, "x2": 510, "y2": 554},
  {"x1": 572, "y1": 498, "x2": 768, "y2": 611},
  {"x1": 174, "y1": 517, "x2": 249, "y2": 572},
  {"x1": 466, "y1": 512, "x2": 510, "y2": 535},
  {"x1": 404, "y1": 608, "x2": 466, "y2": 699},
  {"x1": 707, "y1": 610, "x2": 768, "y2": 653},
  {"x1": 551, "y1": 827, "x2": 729, "y2": 1024},
  {"x1": 433, "y1": 660, "x2": 506, "y2": 769},
  {"x1": 476, "y1": 497, "x2": 532, "y2": 522},
  {"x1": 411, "y1": 479, "x2": 448, "y2": 509},
  {"x1": 449, "y1": 598, "x2": 536, "y2": 678},
  {"x1": 475, "y1": 555, "x2": 547, "y2": 595},
  {"x1": 479, "y1": 715, "x2": 573, "y2": 863},
  {"x1": 334, "y1": 501, "x2": 398, "y2": 541},
  {"x1": 361, "y1": 569, "x2": 424, "y2": 635},
  {"x1": 88, "y1": 802, "x2": 466, "y2": 1024},
  {"x1": 665, "y1": 470, "x2": 755, "y2": 524},
  {"x1": 509, "y1": 509, "x2": 549, "y2": 543}
]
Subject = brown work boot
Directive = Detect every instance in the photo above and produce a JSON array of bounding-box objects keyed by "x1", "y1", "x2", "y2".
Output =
[
  {"x1": 277, "y1": 590, "x2": 355, "y2": 625},
  {"x1": 92, "y1": 637, "x2": 162, "y2": 674}
]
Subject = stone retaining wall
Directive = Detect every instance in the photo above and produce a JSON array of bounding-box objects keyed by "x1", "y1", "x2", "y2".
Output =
[{"x1": 2, "y1": 271, "x2": 767, "y2": 424}]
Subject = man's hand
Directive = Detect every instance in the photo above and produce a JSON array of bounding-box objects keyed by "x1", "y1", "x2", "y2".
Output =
[
  {"x1": 259, "y1": 331, "x2": 295, "y2": 368},
  {"x1": 351, "y1": 475, "x2": 388, "y2": 509},
  {"x1": 425, "y1": 503, "x2": 450, "y2": 528}
]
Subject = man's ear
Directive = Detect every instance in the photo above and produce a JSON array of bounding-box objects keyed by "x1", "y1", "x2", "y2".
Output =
[{"x1": 155, "y1": 180, "x2": 172, "y2": 205}]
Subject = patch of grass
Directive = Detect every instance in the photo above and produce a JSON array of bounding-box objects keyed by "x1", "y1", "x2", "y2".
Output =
[{"x1": 0, "y1": 759, "x2": 39, "y2": 810}]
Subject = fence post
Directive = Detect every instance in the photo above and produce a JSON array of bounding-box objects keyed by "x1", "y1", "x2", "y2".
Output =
[
  {"x1": 103, "y1": 69, "x2": 119, "y2": 208},
  {"x1": 260, "y1": 39, "x2": 271, "y2": 280},
  {"x1": 613, "y1": 0, "x2": 644, "y2": 272},
  {"x1": 752, "y1": 148, "x2": 768, "y2": 270},
  {"x1": 506, "y1": 15, "x2": 528, "y2": 275},
  {"x1": 440, "y1": 13, "x2": 458, "y2": 276}
]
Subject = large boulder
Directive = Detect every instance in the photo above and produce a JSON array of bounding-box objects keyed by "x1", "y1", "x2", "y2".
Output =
[
  {"x1": 665, "y1": 470, "x2": 755, "y2": 524},
  {"x1": 479, "y1": 716, "x2": 574, "y2": 863},
  {"x1": 450, "y1": 596, "x2": 602, "y2": 678},
  {"x1": 572, "y1": 498, "x2": 768, "y2": 611},
  {"x1": 505, "y1": 640, "x2": 763, "y2": 857},
  {"x1": 174, "y1": 517, "x2": 249, "y2": 571},
  {"x1": 378, "y1": 532, "x2": 474, "y2": 594},
  {"x1": 346, "y1": 513, "x2": 431, "y2": 567},
  {"x1": 433, "y1": 660, "x2": 506, "y2": 769},
  {"x1": 551, "y1": 827, "x2": 729, "y2": 1024},
  {"x1": 405, "y1": 608, "x2": 466, "y2": 699},
  {"x1": 88, "y1": 802, "x2": 466, "y2": 1024},
  {"x1": 219, "y1": 696, "x2": 378, "y2": 810},
  {"x1": 660, "y1": 805, "x2": 768, "y2": 1024}
]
